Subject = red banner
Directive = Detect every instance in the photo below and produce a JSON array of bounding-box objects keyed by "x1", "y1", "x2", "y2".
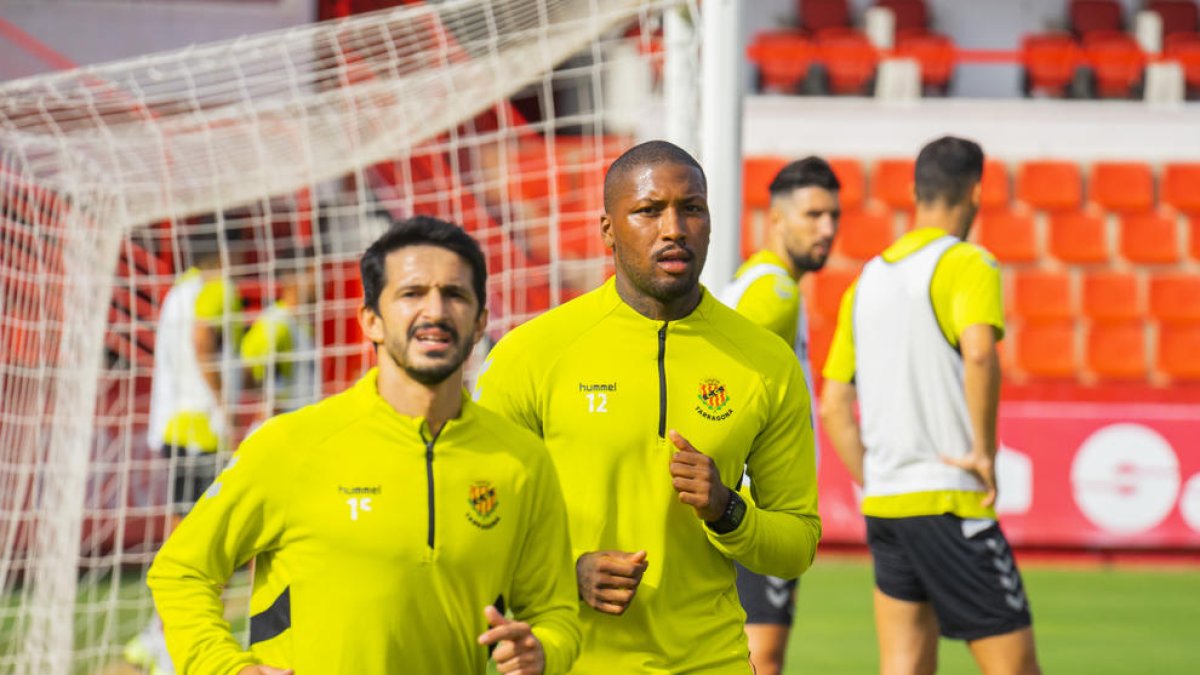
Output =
[{"x1": 817, "y1": 400, "x2": 1200, "y2": 549}]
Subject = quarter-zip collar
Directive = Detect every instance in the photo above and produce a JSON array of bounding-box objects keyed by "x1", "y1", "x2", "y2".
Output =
[
  {"x1": 598, "y1": 276, "x2": 717, "y2": 329},
  {"x1": 351, "y1": 368, "x2": 474, "y2": 443}
]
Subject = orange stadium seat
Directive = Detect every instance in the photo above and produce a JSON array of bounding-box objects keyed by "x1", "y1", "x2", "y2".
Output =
[
  {"x1": 1120, "y1": 211, "x2": 1181, "y2": 264},
  {"x1": 828, "y1": 157, "x2": 865, "y2": 210},
  {"x1": 980, "y1": 159, "x2": 1011, "y2": 212},
  {"x1": 1011, "y1": 270, "x2": 1073, "y2": 321},
  {"x1": 1082, "y1": 271, "x2": 1141, "y2": 322},
  {"x1": 1083, "y1": 32, "x2": 1147, "y2": 98},
  {"x1": 1165, "y1": 32, "x2": 1200, "y2": 93},
  {"x1": 1148, "y1": 1, "x2": 1200, "y2": 38},
  {"x1": 747, "y1": 30, "x2": 815, "y2": 94},
  {"x1": 1149, "y1": 273, "x2": 1200, "y2": 323},
  {"x1": 1157, "y1": 322, "x2": 1200, "y2": 380},
  {"x1": 1016, "y1": 321, "x2": 1078, "y2": 378},
  {"x1": 1021, "y1": 33, "x2": 1084, "y2": 96},
  {"x1": 1017, "y1": 160, "x2": 1082, "y2": 211},
  {"x1": 800, "y1": 0, "x2": 851, "y2": 33},
  {"x1": 1089, "y1": 161, "x2": 1154, "y2": 213},
  {"x1": 876, "y1": 0, "x2": 929, "y2": 34},
  {"x1": 816, "y1": 28, "x2": 880, "y2": 95},
  {"x1": 744, "y1": 156, "x2": 789, "y2": 210},
  {"x1": 811, "y1": 268, "x2": 859, "y2": 320},
  {"x1": 1070, "y1": 0, "x2": 1124, "y2": 37},
  {"x1": 836, "y1": 208, "x2": 895, "y2": 261},
  {"x1": 1191, "y1": 216, "x2": 1200, "y2": 260},
  {"x1": 975, "y1": 210, "x2": 1037, "y2": 263},
  {"x1": 871, "y1": 158, "x2": 915, "y2": 210},
  {"x1": 895, "y1": 33, "x2": 956, "y2": 93},
  {"x1": 1087, "y1": 322, "x2": 1147, "y2": 379},
  {"x1": 1161, "y1": 163, "x2": 1200, "y2": 213},
  {"x1": 807, "y1": 316, "x2": 837, "y2": 379},
  {"x1": 1048, "y1": 210, "x2": 1110, "y2": 264}
]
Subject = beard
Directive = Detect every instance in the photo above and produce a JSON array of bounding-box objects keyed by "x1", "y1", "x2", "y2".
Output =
[
  {"x1": 615, "y1": 244, "x2": 703, "y2": 304},
  {"x1": 383, "y1": 321, "x2": 476, "y2": 386},
  {"x1": 792, "y1": 249, "x2": 830, "y2": 273}
]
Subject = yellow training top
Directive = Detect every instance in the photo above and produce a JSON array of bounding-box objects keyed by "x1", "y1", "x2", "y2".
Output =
[
  {"x1": 475, "y1": 277, "x2": 820, "y2": 674},
  {"x1": 148, "y1": 369, "x2": 580, "y2": 675}
]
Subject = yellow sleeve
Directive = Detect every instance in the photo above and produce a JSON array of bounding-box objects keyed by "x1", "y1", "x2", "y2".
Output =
[
  {"x1": 821, "y1": 280, "x2": 859, "y2": 383},
  {"x1": 705, "y1": 357, "x2": 821, "y2": 578},
  {"x1": 733, "y1": 275, "x2": 799, "y2": 345},
  {"x1": 931, "y1": 244, "x2": 1006, "y2": 347},
  {"x1": 509, "y1": 446, "x2": 580, "y2": 674},
  {"x1": 147, "y1": 422, "x2": 292, "y2": 675},
  {"x1": 194, "y1": 278, "x2": 240, "y2": 321},
  {"x1": 241, "y1": 314, "x2": 294, "y2": 382},
  {"x1": 473, "y1": 331, "x2": 543, "y2": 437}
]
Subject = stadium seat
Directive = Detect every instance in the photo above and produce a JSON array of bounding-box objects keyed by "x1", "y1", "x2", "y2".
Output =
[
  {"x1": 1015, "y1": 321, "x2": 1078, "y2": 378},
  {"x1": 1164, "y1": 32, "x2": 1200, "y2": 93},
  {"x1": 980, "y1": 159, "x2": 1011, "y2": 212},
  {"x1": 835, "y1": 208, "x2": 894, "y2": 261},
  {"x1": 1088, "y1": 161, "x2": 1154, "y2": 213},
  {"x1": 876, "y1": 0, "x2": 929, "y2": 34},
  {"x1": 1148, "y1": 1, "x2": 1200, "y2": 38},
  {"x1": 800, "y1": 0, "x2": 851, "y2": 34},
  {"x1": 1069, "y1": 0, "x2": 1124, "y2": 37},
  {"x1": 811, "y1": 268, "x2": 858, "y2": 320},
  {"x1": 1017, "y1": 160, "x2": 1082, "y2": 211},
  {"x1": 871, "y1": 158, "x2": 915, "y2": 210},
  {"x1": 1149, "y1": 273, "x2": 1200, "y2": 323},
  {"x1": 975, "y1": 210, "x2": 1037, "y2": 263},
  {"x1": 1161, "y1": 162, "x2": 1200, "y2": 213},
  {"x1": 744, "y1": 156, "x2": 789, "y2": 210},
  {"x1": 1021, "y1": 33, "x2": 1084, "y2": 97},
  {"x1": 895, "y1": 33, "x2": 956, "y2": 94},
  {"x1": 1082, "y1": 271, "x2": 1141, "y2": 322},
  {"x1": 747, "y1": 30, "x2": 815, "y2": 94},
  {"x1": 816, "y1": 28, "x2": 880, "y2": 95},
  {"x1": 1011, "y1": 270, "x2": 1073, "y2": 321},
  {"x1": 1087, "y1": 321, "x2": 1147, "y2": 379},
  {"x1": 1120, "y1": 211, "x2": 1181, "y2": 264},
  {"x1": 1156, "y1": 322, "x2": 1200, "y2": 380},
  {"x1": 828, "y1": 157, "x2": 865, "y2": 210},
  {"x1": 1082, "y1": 32, "x2": 1147, "y2": 98},
  {"x1": 1048, "y1": 210, "x2": 1110, "y2": 264},
  {"x1": 1191, "y1": 215, "x2": 1200, "y2": 259},
  {"x1": 807, "y1": 316, "x2": 836, "y2": 379}
]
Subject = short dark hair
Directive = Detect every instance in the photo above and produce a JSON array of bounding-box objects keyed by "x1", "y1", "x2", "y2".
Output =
[
  {"x1": 359, "y1": 215, "x2": 487, "y2": 316},
  {"x1": 914, "y1": 136, "x2": 984, "y2": 206},
  {"x1": 769, "y1": 156, "x2": 841, "y2": 198},
  {"x1": 603, "y1": 140, "x2": 706, "y2": 212}
]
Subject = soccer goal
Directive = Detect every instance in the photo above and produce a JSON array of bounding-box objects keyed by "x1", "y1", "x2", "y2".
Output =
[{"x1": 0, "y1": 1, "x2": 700, "y2": 671}]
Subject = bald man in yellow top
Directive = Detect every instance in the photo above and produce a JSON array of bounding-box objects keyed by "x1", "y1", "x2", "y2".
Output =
[{"x1": 820, "y1": 136, "x2": 1041, "y2": 675}]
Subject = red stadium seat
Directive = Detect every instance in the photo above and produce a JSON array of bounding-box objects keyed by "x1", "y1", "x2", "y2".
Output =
[
  {"x1": 1082, "y1": 271, "x2": 1141, "y2": 322},
  {"x1": 835, "y1": 208, "x2": 895, "y2": 261},
  {"x1": 871, "y1": 158, "x2": 915, "y2": 210},
  {"x1": 1087, "y1": 322, "x2": 1147, "y2": 379},
  {"x1": 1157, "y1": 322, "x2": 1200, "y2": 380},
  {"x1": 876, "y1": 0, "x2": 930, "y2": 35},
  {"x1": 1015, "y1": 322, "x2": 1078, "y2": 378},
  {"x1": 895, "y1": 33, "x2": 956, "y2": 92},
  {"x1": 980, "y1": 159, "x2": 1011, "y2": 212},
  {"x1": 811, "y1": 268, "x2": 858, "y2": 320},
  {"x1": 1021, "y1": 33, "x2": 1084, "y2": 96},
  {"x1": 1149, "y1": 273, "x2": 1200, "y2": 323},
  {"x1": 828, "y1": 157, "x2": 865, "y2": 210},
  {"x1": 747, "y1": 31, "x2": 815, "y2": 94},
  {"x1": 1165, "y1": 32, "x2": 1200, "y2": 92},
  {"x1": 1120, "y1": 211, "x2": 1180, "y2": 264},
  {"x1": 1162, "y1": 162, "x2": 1200, "y2": 213},
  {"x1": 744, "y1": 156, "x2": 790, "y2": 210},
  {"x1": 1011, "y1": 270, "x2": 1073, "y2": 322},
  {"x1": 1148, "y1": 1, "x2": 1200, "y2": 38},
  {"x1": 800, "y1": 0, "x2": 851, "y2": 33},
  {"x1": 1082, "y1": 32, "x2": 1146, "y2": 98},
  {"x1": 1089, "y1": 161, "x2": 1154, "y2": 213},
  {"x1": 807, "y1": 315, "x2": 836, "y2": 378},
  {"x1": 1069, "y1": 0, "x2": 1124, "y2": 37},
  {"x1": 1048, "y1": 210, "x2": 1110, "y2": 264},
  {"x1": 1191, "y1": 215, "x2": 1200, "y2": 260},
  {"x1": 816, "y1": 28, "x2": 880, "y2": 95},
  {"x1": 1017, "y1": 160, "x2": 1083, "y2": 211},
  {"x1": 975, "y1": 210, "x2": 1037, "y2": 263}
]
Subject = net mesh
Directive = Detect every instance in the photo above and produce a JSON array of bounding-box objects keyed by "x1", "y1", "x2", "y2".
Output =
[{"x1": 0, "y1": 0, "x2": 697, "y2": 670}]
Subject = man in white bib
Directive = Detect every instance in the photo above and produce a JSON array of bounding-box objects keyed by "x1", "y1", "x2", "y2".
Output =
[{"x1": 820, "y1": 137, "x2": 1041, "y2": 675}]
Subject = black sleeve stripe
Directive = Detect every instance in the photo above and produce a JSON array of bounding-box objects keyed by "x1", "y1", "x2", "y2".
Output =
[{"x1": 249, "y1": 587, "x2": 291, "y2": 645}]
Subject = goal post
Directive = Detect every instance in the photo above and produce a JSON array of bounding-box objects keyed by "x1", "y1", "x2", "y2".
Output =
[{"x1": 0, "y1": 1, "x2": 708, "y2": 671}]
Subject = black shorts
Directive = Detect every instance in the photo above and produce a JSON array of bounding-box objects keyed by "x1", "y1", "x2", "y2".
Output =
[
  {"x1": 162, "y1": 445, "x2": 221, "y2": 515},
  {"x1": 734, "y1": 561, "x2": 797, "y2": 626},
  {"x1": 866, "y1": 514, "x2": 1033, "y2": 641}
]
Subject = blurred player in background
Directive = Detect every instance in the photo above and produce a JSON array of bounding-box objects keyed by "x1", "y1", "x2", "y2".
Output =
[
  {"x1": 126, "y1": 225, "x2": 244, "y2": 675},
  {"x1": 241, "y1": 243, "x2": 320, "y2": 420},
  {"x1": 148, "y1": 216, "x2": 580, "y2": 674},
  {"x1": 475, "y1": 140, "x2": 820, "y2": 674},
  {"x1": 719, "y1": 156, "x2": 840, "y2": 675},
  {"x1": 820, "y1": 137, "x2": 1041, "y2": 675}
]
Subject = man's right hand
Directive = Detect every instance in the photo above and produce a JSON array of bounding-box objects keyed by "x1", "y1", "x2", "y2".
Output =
[
  {"x1": 237, "y1": 666, "x2": 293, "y2": 675},
  {"x1": 575, "y1": 550, "x2": 648, "y2": 615}
]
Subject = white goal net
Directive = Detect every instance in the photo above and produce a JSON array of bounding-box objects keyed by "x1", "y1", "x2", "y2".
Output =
[{"x1": 0, "y1": 1, "x2": 699, "y2": 671}]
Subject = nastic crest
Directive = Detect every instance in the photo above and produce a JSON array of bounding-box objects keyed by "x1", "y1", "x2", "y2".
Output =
[{"x1": 698, "y1": 378, "x2": 729, "y2": 412}]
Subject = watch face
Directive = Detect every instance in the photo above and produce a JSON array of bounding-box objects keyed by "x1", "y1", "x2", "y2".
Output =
[{"x1": 729, "y1": 492, "x2": 747, "y2": 527}]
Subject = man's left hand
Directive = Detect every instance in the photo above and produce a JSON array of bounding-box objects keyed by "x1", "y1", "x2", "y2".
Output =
[
  {"x1": 668, "y1": 429, "x2": 730, "y2": 521},
  {"x1": 478, "y1": 605, "x2": 545, "y2": 674}
]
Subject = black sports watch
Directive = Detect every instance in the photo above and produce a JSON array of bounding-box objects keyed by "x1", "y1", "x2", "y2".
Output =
[{"x1": 705, "y1": 489, "x2": 746, "y2": 535}]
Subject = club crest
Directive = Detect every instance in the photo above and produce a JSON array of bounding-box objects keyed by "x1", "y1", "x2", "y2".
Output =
[
  {"x1": 467, "y1": 481, "x2": 501, "y2": 529},
  {"x1": 698, "y1": 379, "x2": 729, "y2": 412}
]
